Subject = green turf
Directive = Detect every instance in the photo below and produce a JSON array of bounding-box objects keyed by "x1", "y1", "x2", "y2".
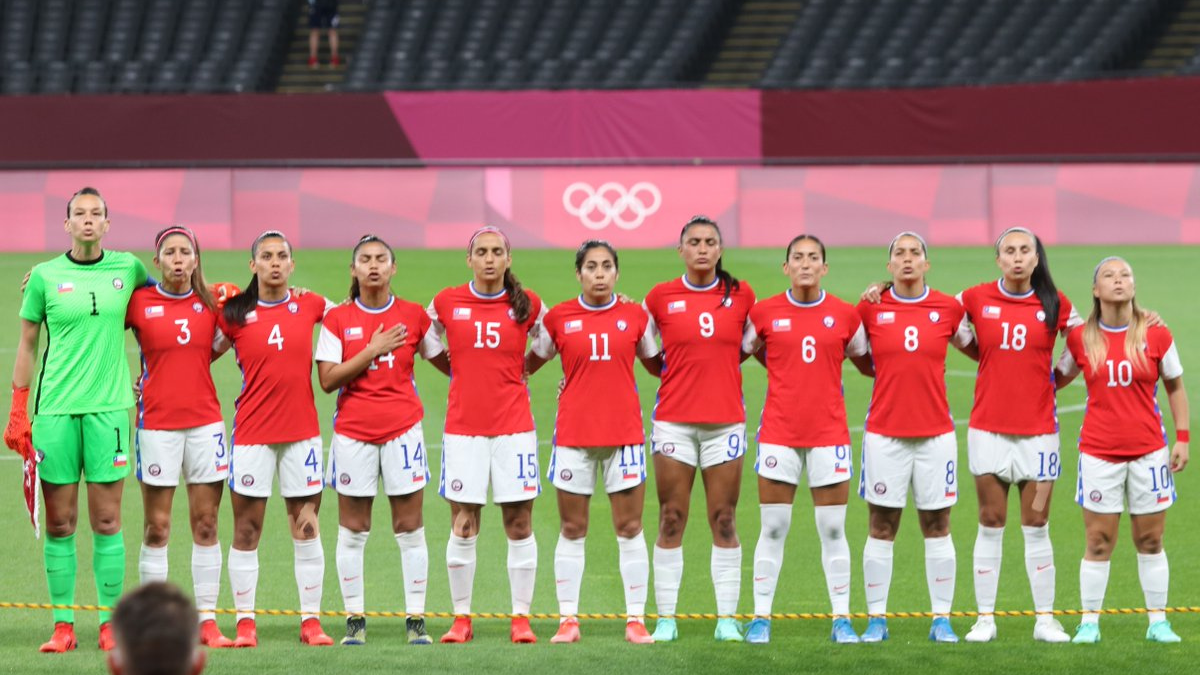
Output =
[{"x1": 0, "y1": 244, "x2": 1196, "y2": 674}]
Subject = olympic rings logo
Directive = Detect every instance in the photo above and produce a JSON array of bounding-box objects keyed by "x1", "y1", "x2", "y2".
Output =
[{"x1": 562, "y1": 182, "x2": 662, "y2": 230}]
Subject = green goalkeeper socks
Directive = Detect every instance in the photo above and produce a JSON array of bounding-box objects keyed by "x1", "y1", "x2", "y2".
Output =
[
  {"x1": 93, "y1": 531, "x2": 125, "y2": 624},
  {"x1": 43, "y1": 533, "x2": 77, "y2": 623}
]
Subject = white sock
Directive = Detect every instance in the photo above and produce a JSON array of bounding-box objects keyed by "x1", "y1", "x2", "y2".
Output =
[
  {"x1": 753, "y1": 504, "x2": 791, "y2": 617},
  {"x1": 617, "y1": 533, "x2": 649, "y2": 622},
  {"x1": 554, "y1": 534, "x2": 586, "y2": 618},
  {"x1": 396, "y1": 528, "x2": 429, "y2": 616},
  {"x1": 653, "y1": 545, "x2": 683, "y2": 617},
  {"x1": 139, "y1": 543, "x2": 169, "y2": 585},
  {"x1": 336, "y1": 526, "x2": 368, "y2": 615},
  {"x1": 1137, "y1": 551, "x2": 1169, "y2": 624},
  {"x1": 1079, "y1": 559, "x2": 1110, "y2": 624},
  {"x1": 815, "y1": 505, "x2": 851, "y2": 617},
  {"x1": 294, "y1": 537, "x2": 325, "y2": 621},
  {"x1": 507, "y1": 535, "x2": 538, "y2": 614},
  {"x1": 711, "y1": 545, "x2": 742, "y2": 616},
  {"x1": 1022, "y1": 524, "x2": 1056, "y2": 614},
  {"x1": 863, "y1": 537, "x2": 894, "y2": 616},
  {"x1": 192, "y1": 542, "x2": 223, "y2": 622},
  {"x1": 925, "y1": 535, "x2": 956, "y2": 616},
  {"x1": 228, "y1": 547, "x2": 259, "y2": 622},
  {"x1": 973, "y1": 525, "x2": 1004, "y2": 614},
  {"x1": 446, "y1": 534, "x2": 478, "y2": 615}
]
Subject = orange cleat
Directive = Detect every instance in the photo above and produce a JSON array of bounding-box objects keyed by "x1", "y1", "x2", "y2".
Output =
[
  {"x1": 300, "y1": 618, "x2": 333, "y2": 646},
  {"x1": 39, "y1": 622, "x2": 77, "y2": 653},
  {"x1": 550, "y1": 617, "x2": 580, "y2": 643},
  {"x1": 97, "y1": 622, "x2": 116, "y2": 652},
  {"x1": 199, "y1": 620, "x2": 235, "y2": 648},
  {"x1": 440, "y1": 616, "x2": 473, "y2": 643},
  {"x1": 625, "y1": 620, "x2": 655, "y2": 644},
  {"x1": 510, "y1": 617, "x2": 538, "y2": 644},
  {"x1": 232, "y1": 618, "x2": 257, "y2": 648}
]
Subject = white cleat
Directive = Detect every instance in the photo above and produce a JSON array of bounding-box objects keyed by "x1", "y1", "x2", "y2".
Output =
[
  {"x1": 965, "y1": 616, "x2": 996, "y2": 643},
  {"x1": 1033, "y1": 616, "x2": 1071, "y2": 643}
]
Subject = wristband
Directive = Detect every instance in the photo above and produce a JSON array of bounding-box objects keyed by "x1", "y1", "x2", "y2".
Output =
[{"x1": 1178, "y1": 430, "x2": 1190, "y2": 443}]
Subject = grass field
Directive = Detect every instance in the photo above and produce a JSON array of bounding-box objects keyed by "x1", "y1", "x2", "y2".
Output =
[{"x1": 0, "y1": 243, "x2": 1196, "y2": 674}]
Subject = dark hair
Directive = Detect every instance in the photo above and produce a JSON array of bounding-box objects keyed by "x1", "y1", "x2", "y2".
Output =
[
  {"x1": 67, "y1": 186, "x2": 107, "y2": 218},
  {"x1": 785, "y1": 234, "x2": 826, "y2": 262},
  {"x1": 153, "y1": 226, "x2": 216, "y2": 312},
  {"x1": 223, "y1": 230, "x2": 291, "y2": 326},
  {"x1": 111, "y1": 582, "x2": 198, "y2": 675},
  {"x1": 348, "y1": 234, "x2": 395, "y2": 301},
  {"x1": 575, "y1": 239, "x2": 619, "y2": 272},
  {"x1": 680, "y1": 215, "x2": 739, "y2": 308},
  {"x1": 503, "y1": 269, "x2": 531, "y2": 323},
  {"x1": 996, "y1": 228, "x2": 1060, "y2": 331}
]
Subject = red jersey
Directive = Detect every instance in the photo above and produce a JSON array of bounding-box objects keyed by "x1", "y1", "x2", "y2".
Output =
[
  {"x1": 316, "y1": 296, "x2": 434, "y2": 445},
  {"x1": 644, "y1": 276, "x2": 756, "y2": 425},
  {"x1": 1063, "y1": 324, "x2": 1182, "y2": 461},
  {"x1": 126, "y1": 285, "x2": 223, "y2": 430},
  {"x1": 219, "y1": 292, "x2": 332, "y2": 445},
  {"x1": 422, "y1": 283, "x2": 545, "y2": 436},
  {"x1": 858, "y1": 287, "x2": 966, "y2": 438},
  {"x1": 532, "y1": 296, "x2": 659, "y2": 447},
  {"x1": 959, "y1": 281, "x2": 1080, "y2": 435},
  {"x1": 744, "y1": 290, "x2": 867, "y2": 447}
]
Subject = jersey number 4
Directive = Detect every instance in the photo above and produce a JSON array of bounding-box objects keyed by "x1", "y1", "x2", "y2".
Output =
[{"x1": 267, "y1": 324, "x2": 284, "y2": 351}]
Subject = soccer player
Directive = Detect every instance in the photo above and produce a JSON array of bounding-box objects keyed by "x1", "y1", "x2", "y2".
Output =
[
  {"x1": 855, "y1": 232, "x2": 971, "y2": 644},
  {"x1": 219, "y1": 230, "x2": 337, "y2": 648},
  {"x1": 642, "y1": 216, "x2": 756, "y2": 643},
  {"x1": 6, "y1": 187, "x2": 147, "y2": 652},
  {"x1": 955, "y1": 228, "x2": 1078, "y2": 643},
  {"x1": 1056, "y1": 257, "x2": 1189, "y2": 644},
  {"x1": 126, "y1": 226, "x2": 234, "y2": 648},
  {"x1": 525, "y1": 240, "x2": 659, "y2": 645},
  {"x1": 741, "y1": 235, "x2": 874, "y2": 644},
  {"x1": 315, "y1": 235, "x2": 439, "y2": 646},
  {"x1": 421, "y1": 227, "x2": 547, "y2": 644}
]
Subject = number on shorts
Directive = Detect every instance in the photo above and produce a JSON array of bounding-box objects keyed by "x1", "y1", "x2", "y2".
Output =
[
  {"x1": 516, "y1": 453, "x2": 538, "y2": 480},
  {"x1": 618, "y1": 445, "x2": 641, "y2": 468},
  {"x1": 473, "y1": 321, "x2": 501, "y2": 348},
  {"x1": 835, "y1": 445, "x2": 849, "y2": 461},
  {"x1": 587, "y1": 333, "x2": 611, "y2": 361},
  {"x1": 212, "y1": 432, "x2": 226, "y2": 459},
  {"x1": 945, "y1": 460, "x2": 955, "y2": 485},
  {"x1": 1105, "y1": 359, "x2": 1134, "y2": 387},
  {"x1": 999, "y1": 322, "x2": 1026, "y2": 351},
  {"x1": 801, "y1": 335, "x2": 817, "y2": 363},
  {"x1": 267, "y1": 324, "x2": 284, "y2": 351},
  {"x1": 114, "y1": 426, "x2": 123, "y2": 452},
  {"x1": 726, "y1": 432, "x2": 743, "y2": 459},
  {"x1": 1148, "y1": 464, "x2": 1173, "y2": 492},
  {"x1": 400, "y1": 442, "x2": 423, "y2": 470},
  {"x1": 904, "y1": 326, "x2": 919, "y2": 352},
  {"x1": 699, "y1": 312, "x2": 715, "y2": 338},
  {"x1": 1037, "y1": 451, "x2": 1059, "y2": 479},
  {"x1": 175, "y1": 318, "x2": 191, "y2": 345},
  {"x1": 304, "y1": 447, "x2": 319, "y2": 474}
]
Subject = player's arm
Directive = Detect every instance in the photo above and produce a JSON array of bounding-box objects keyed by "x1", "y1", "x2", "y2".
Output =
[
  {"x1": 12, "y1": 319, "x2": 40, "y2": 390},
  {"x1": 1163, "y1": 376, "x2": 1189, "y2": 473},
  {"x1": 1054, "y1": 348, "x2": 1081, "y2": 390},
  {"x1": 6, "y1": 320, "x2": 40, "y2": 455},
  {"x1": 317, "y1": 323, "x2": 406, "y2": 393}
]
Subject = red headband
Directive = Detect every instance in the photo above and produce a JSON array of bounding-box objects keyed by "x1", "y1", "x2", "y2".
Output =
[
  {"x1": 156, "y1": 226, "x2": 197, "y2": 252},
  {"x1": 467, "y1": 226, "x2": 510, "y2": 253}
]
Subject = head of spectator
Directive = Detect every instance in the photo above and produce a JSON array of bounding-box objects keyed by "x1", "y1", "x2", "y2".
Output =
[{"x1": 108, "y1": 582, "x2": 206, "y2": 675}]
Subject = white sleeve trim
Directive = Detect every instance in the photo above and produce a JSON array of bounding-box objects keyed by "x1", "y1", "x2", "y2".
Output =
[
  {"x1": 314, "y1": 326, "x2": 343, "y2": 364},
  {"x1": 212, "y1": 326, "x2": 231, "y2": 355},
  {"x1": 529, "y1": 327, "x2": 556, "y2": 359},
  {"x1": 741, "y1": 319, "x2": 761, "y2": 355},
  {"x1": 642, "y1": 301, "x2": 661, "y2": 340},
  {"x1": 1064, "y1": 305, "x2": 1084, "y2": 333},
  {"x1": 322, "y1": 297, "x2": 338, "y2": 317},
  {"x1": 637, "y1": 318, "x2": 661, "y2": 358},
  {"x1": 846, "y1": 323, "x2": 869, "y2": 358},
  {"x1": 421, "y1": 300, "x2": 446, "y2": 358},
  {"x1": 953, "y1": 314, "x2": 976, "y2": 349},
  {"x1": 1161, "y1": 341, "x2": 1184, "y2": 380},
  {"x1": 1056, "y1": 348, "x2": 1080, "y2": 378}
]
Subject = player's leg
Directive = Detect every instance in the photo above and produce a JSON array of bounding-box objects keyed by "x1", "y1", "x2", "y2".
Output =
[
  {"x1": 746, "y1": 441, "x2": 799, "y2": 644},
  {"x1": 1017, "y1": 475, "x2": 1067, "y2": 642},
  {"x1": 548, "y1": 445, "x2": 595, "y2": 643},
  {"x1": 1128, "y1": 448, "x2": 1177, "y2": 642},
  {"x1": 859, "y1": 432, "x2": 910, "y2": 643},
  {"x1": 281, "y1": 437, "x2": 330, "y2": 646},
  {"x1": 440, "y1": 433, "x2": 488, "y2": 642},
  {"x1": 80, "y1": 410, "x2": 131, "y2": 649},
  {"x1": 135, "y1": 427, "x2": 184, "y2": 586},
  {"x1": 379, "y1": 424, "x2": 430, "y2": 644},
  {"x1": 609, "y1": 478, "x2": 651, "y2": 643},
  {"x1": 228, "y1": 489, "x2": 267, "y2": 646},
  {"x1": 35, "y1": 413, "x2": 84, "y2": 651},
  {"x1": 700, "y1": 455, "x2": 745, "y2": 642},
  {"x1": 914, "y1": 432, "x2": 959, "y2": 643},
  {"x1": 492, "y1": 431, "x2": 540, "y2": 643},
  {"x1": 965, "y1": 429, "x2": 1010, "y2": 642},
  {"x1": 186, "y1": 480, "x2": 232, "y2": 647},
  {"x1": 811, "y1": 462, "x2": 855, "y2": 644},
  {"x1": 650, "y1": 448, "x2": 695, "y2": 642},
  {"x1": 336, "y1": 493, "x2": 372, "y2": 644},
  {"x1": 1073, "y1": 453, "x2": 1124, "y2": 643}
]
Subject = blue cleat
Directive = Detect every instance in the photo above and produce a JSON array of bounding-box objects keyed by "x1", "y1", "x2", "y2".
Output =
[
  {"x1": 651, "y1": 618, "x2": 678, "y2": 643},
  {"x1": 714, "y1": 618, "x2": 743, "y2": 642},
  {"x1": 1146, "y1": 620, "x2": 1181, "y2": 643},
  {"x1": 1072, "y1": 622, "x2": 1100, "y2": 644},
  {"x1": 745, "y1": 618, "x2": 771, "y2": 644},
  {"x1": 861, "y1": 617, "x2": 888, "y2": 643},
  {"x1": 929, "y1": 617, "x2": 959, "y2": 643},
  {"x1": 831, "y1": 618, "x2": 860, "y2": 644}
]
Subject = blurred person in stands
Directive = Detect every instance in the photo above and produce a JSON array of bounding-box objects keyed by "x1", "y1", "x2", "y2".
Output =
[
  {"x1": 108, "y1": 582, "x2": 206, "y2": 675},
  {"x1": 308, "y1": 0, "x2": 341, "y2": 68}
]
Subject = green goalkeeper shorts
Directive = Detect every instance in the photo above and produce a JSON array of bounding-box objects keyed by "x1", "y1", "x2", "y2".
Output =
[{"x1": 33, "y1": 410, "x2": 132, "y2": 484}]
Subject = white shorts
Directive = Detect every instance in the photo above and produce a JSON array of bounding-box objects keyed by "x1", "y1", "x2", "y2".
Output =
[
  {"x1": 968, "y1": 428, "x2": 1061, "y2": 483},
  {"x1": 756, "y1": 443, "x2": 853, "y2": 488},
  {"x1": 650, "y1": 421, "x2": 746, "y2": 470},
  {"x1": 230, "y1": 437, "x2": 324, "y2": 499},
  {"x1": 859, "y1": 431, "x2": 959, "y2": 509},
  {"x1": 327, "y1": 424, "x2": 429, "y2": 497},
  {"x1": 550, "y1": 444, "x2": 646, "y2": 496},
  {"x1": 135, "y1": 421, "x2": 230, "y2": 487},
  {"x1": 1076, "y1": 448, "x2": 1176, "y2": 515},
  {"x1": 439, "y1": 431, "x2": 540, "y2": 505}
]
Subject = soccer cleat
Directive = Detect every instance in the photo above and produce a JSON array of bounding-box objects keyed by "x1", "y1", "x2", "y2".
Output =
[
  {"x1": 307, "y1": 56, "x2": 318, "y2": 69},
  {"x1": 831, "y1": 617, "x2": 860, "y2": 644},
  {"x1": 232, "y1": 618, "x2": 257, "y2": 648},
  {"x1": 1032, "y1": 616, "x2": 1071, "y2": 643},
  {"x1": 39, "y1": 622, "x2": 77, "y2": 653},
  {"x1": 330, "y1": 56, "x2": 342, "y2": 68},
  {"x1": 1072, "y1": 622, "x2": 1101, "y2": 644},
  {"x1": 341, "y1": 615, "x2": 366, "y2": 646},
  {"x1": 745, "y1": 618, "x2": 771, "y2": 644},
  {"x1": 406, "y1": 617, "x2": 432, "y2": 645},
  {"x1": 714, "y1": 617, "x2": 743, "y2": 642},
  {"x1": 651, "y1": 617, "x2": 678, "y2": 642},
  {"x1": 929, "y1": 617, "x2": 959, "y2": 643},
  {"x1": 199, "y1": 620, "x2": 235, "y2": 648},
  {"x1": 97, "y1": 622, "x2": 116, "y2": 652},
  {"x1": 1146, "y1": 620, "x2": 1182, "y2": 643},
  {"x1": 551, "y1": 617, "x2": 580, "y2": 643},
  {"x1": 300, "y1": 617, "x2": 334, "y2": 646},
  {"x1": 625, "y1": 621, "x2": 654, "y2": 644},
  {"x1": 440, "y1": 616, "x2": 473, "y2": 643},
  {"x1": 965, "y1": 615, "x2": 997, "y2": 643},
  {"x1": 510, "y1": 617, "x2": 538, "y2": 644},
  {"x1": 861, "y1": 617, "x2": 889, "y2": 643}
]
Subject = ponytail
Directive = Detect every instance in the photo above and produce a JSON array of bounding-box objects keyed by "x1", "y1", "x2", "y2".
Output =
[
  {"x1": 223, "y1": 274, "x2": 261, "y2": 325},
  {"x1": 714, "y1": 258, "x2": 740, "y2": 309},
  {"x1": 1028, "y1": 236, "x2": 1060, "y2": 332},
  {"x1": 503, "y1": 269, "x2": 531, "y2": 323}
]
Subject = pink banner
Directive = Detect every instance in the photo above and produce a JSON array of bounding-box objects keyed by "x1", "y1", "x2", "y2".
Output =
[{"x1": 3, "y1": 164, "x2": 1199, "y2": 252}]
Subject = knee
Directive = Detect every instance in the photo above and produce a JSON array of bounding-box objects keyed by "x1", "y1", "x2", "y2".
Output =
[
  {"x1": 391, "y1": 512, "x2": 420, "y2": 535},
  {"x1": 190, "y1": 512, "x2": 218, "y2": 544},
  {"x1": 504, "y1": 516, "x2": 532, "y2": 540},
  {"x1": 1022, "y1": 514, "x2": 1049, "y2": 529},
  {"x1": 614, "y1": 518, "x2": 642, "y2": 541},
  {"x1": 143, "y1": 519, "x2": 171, "y2": 548},
  {"x1": 1084, "y1": 531, "x2": 1114, "y2": 559},
  {"x1": 978, "y1": 508, "x2": 1007, "y2": 529},
  {"x1": 46, "y1": 516, "x2": 76, "y2": 539},
  {"x1": 92, "y1": 513, "x2": 121, "y2": 536},
  {"x1": 1134, "y1": 531, "x2": 1163, "y2": 555},
  {"x1": 709, "y1": 507, "x2": 738, "y2": 544},
  {"x1": 233, "y1": 519, "x2": 262, "y2": 548},
  {"x1": 658, "y1": 506, "x2": 687, "y2": 541},
  {"x1": 293, "y1": 515, "x2": 319, "y2": 541}
]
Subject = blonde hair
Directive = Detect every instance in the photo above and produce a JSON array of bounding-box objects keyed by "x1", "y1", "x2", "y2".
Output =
[{"x1": 1082, "y1": 257, "x2": 1148, "y2": 374}]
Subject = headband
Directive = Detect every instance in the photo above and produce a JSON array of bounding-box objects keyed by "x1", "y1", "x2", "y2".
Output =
[
  {"x1": 155, "y1": 226, "x2": 197, "y2": 252},
  {"x1": 468, "y1": 226, "x2": 510, "y2": 253},
  {"x1": 994, "y1": 227, "x2": 1036, "y2": 253},
  {"x1": 1093, "y1": 255, "x2": 1128, "y2": 282},
  {"x1": 888, "y1": 231, "x2": 928, "y2": 257},
  {"x1": 251, "y1": 229, "x2": 289, "y2": 256}
]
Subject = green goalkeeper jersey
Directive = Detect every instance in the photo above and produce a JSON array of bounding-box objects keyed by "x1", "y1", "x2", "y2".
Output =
[{"x1": 19, "y1": 251, "x2": 148, "y2": 415}]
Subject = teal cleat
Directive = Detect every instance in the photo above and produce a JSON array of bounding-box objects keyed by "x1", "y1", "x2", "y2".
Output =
[
  {"x1": 861, "y1": 617, "x2": 889, "y2": 643},
  {"x1": 1146, "y1": 620, "x2": 1182, "y2": 643},
  {"x1": 651, "y1": 618, "x2": 678, "y2": 643},
  {"x1": 929, "y1": 617, "x2": 959, "y2": 643},
  {"x1": 744, "y1": 618, "x2": 771, "y2": 644},
  {"x1": 714, "y1": 618, "x2": 743, "y2": 642},
  {"x1": 1072, "y1": 622, "x2": 1101, "y2": 644},
  {"x1": 831, "y1": 618, "x2": 860, "y2": 644}
]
